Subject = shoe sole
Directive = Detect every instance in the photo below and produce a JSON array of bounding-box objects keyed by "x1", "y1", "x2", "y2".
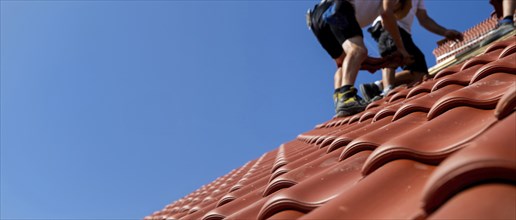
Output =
[{"x1": 335, "y1": 105, "x2": 366, "y2": 117}]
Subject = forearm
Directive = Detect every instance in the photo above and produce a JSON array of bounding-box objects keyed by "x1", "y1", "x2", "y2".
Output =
[
  {"x1": 419, "y1": 16, "x2": 448, "y2": 36},
  {"x1": 417, "y1": 9, "x2": 463, "y2": 41}
]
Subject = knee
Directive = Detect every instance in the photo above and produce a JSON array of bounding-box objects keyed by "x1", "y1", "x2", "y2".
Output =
[{"x1": 348, "y1": 45, "x2": 367, "y2": 61}]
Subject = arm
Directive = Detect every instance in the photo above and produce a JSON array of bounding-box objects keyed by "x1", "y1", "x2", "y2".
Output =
[
  {"x1": 381, "y1": 0, "x2": 412, "y2": 64},
  {"x1": 416, "y1": 9, "x2": 464, "y2": 41}
]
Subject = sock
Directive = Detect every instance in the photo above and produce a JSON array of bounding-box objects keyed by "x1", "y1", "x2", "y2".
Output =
[
  {"x1": 381, "y1": 85, "x2": 394, "y2": 96},
  {"x1": 339, "y1": 85, "x2": 352, "y2": 93}
]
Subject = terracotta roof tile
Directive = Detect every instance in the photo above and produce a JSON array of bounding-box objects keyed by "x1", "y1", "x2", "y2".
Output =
[
  {"x1": 422, "y1": 112, "x2": 516, "y2": 213},
  {"x1": 432, "y1": 16, "x2": 509, "y2": 64},
  {"x1": 145, "y1": 31, "x2": 516, "y2": 220},
  {"x1": 299, "y1": 159, "x2": 434, "y2": 220},
  {"x1": 428, "y1": 183, "x2": 516, "y2": 220}
]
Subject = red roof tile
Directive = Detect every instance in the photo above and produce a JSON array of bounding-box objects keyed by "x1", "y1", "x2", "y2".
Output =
[{"x1": 145, "y1": 32, "x2": 516, "y2": 220}]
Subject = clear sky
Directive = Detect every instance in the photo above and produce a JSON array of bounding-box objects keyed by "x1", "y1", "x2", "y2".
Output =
[{"x1": 1, "y1": 1, "x2": 492, "y2": 219}]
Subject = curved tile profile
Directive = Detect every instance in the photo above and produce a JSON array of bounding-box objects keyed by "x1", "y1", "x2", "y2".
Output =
[
  {"x1": 347, "y1": 113, "x2": 363, "y2": 124},
  {"x1": 179, "y1": 203, "x2": 216, "y2": 220},
  {"x1": 213, "y1": 153, "x2": 280, "y2": 208},
  {"x1": 421, "y1": 113, "x2": 516, "y2": 214},
  {"x1": 362, "y1": 106, "x2": 498, "y2": 176},
  {"x1": 388, "y1": 89, "x2": 410, "y2": 103},
  {"x1": 433, "y1": 64, "x2": 463, "y2": 80},
  {"x1": 406, "y1": 79, "x2": 437, "y2": 98},
  {"x1": 326, "y1": 118, "x2": 386, "y2": 153},
  {"x1": 299, "y1": 160, "x2": 434, "y2": 220},
  {"x1": 427, "y1": 184, "x2": 516, "y2": 220},
  {"x1": 483, "y1": 35, "x2": 516, "y2": 54},
  {"x1": 371, "y1": 99, "x2": 406, "y2": 122},
  {"x1": 494, "y1": 84, "x2": 516, "y2": 119},
  {"x1": 428, "y1": 73, "x2": 516, "y2": 120},
  {"x1": 271, "y1": 145, "x2": 288, "y2": 174},
  {"x1": 310, "y1": 124, "x2": 363, "y2": 148},
  {"x1": 267, "y1": 146, "x2": 319, "y2": 185},
  {"x1": 393, "y1": 86, "x2": 461, "y2": 121},
  {"x1": 431, "y1": 65, "x2": 481, "y2": 92},
  {"x1": 217, "y1": 176, "x2": 270, "y2": 207},
  {"x1": 358, "y1": 108, "x2": 378, "y2": 122},
  {"x1": 469, "y1": 53, "x2": 516, "y2": 84},
  {"x1": 270, "y1": 142, "x2": 315, "y2": 175},
  {"x1": 383, "y1": 85, "x2": 407, "y2": 100},
  {"x1": 316, "y1": 119, "x2": 374, "y2": 150},
  {"x1": 224, "y1": 197, "x2": 269, "y2": 220},
  {"x1": 460, "y1": 50, "x2": 500, "y2": 71},
  {"x1": 299, "y1": 121, "x2": 345, "y2": 137},
  {"x1": 229, "y1": 153, "x2": 279, "y2": 186},
  {"x1": 170, "y1": 167, "x2": 249, "y2": 216},
  {"x1": 340, "y1": 113, "x2": 424, "y2": 161},
  {"x1": 263, "y1": 148, "x2": 339, "y2": 197},
  {"x1": 258, "y1": 151, "x2": 370, "y2": 220},
  {"x1": 498, "y1": 41, "x2": 516, "y2": 58},
  {"x1": 365, "y1": 98, "x2": 384, "y2": 110},
  {"x1": 266, "y1": 210, "x2": 305, "y2": 220},
  {"x1": 203, "y1": 184, "x2": 272, "y2": 220}
]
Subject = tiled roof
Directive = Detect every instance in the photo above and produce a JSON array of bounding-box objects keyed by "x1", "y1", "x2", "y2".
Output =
[
  {"x1": 145, "y1": 34, "x2": 516, "y2": 220},
  {"x1": 433, "y1": 15, "x2": 498, "y2": 64}
]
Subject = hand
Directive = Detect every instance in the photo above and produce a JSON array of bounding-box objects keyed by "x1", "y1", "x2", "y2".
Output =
[{"x1": 444, "y1": 29, "x2": 464, "y2": 42}]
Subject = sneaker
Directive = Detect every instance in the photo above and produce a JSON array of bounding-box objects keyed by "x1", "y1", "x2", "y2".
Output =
[
  {"x1": 380, "y1": 85, "x2": 394, "y2": 97},
  {"x1": 334, "y1": 88, "x2": 368, "y2": 117},
  {"x1": 359, "y1": 83, "x2": 382, "y2": 102},
  {"x1": 480, "y1": 22, "x2": 515, "y2": 47}
]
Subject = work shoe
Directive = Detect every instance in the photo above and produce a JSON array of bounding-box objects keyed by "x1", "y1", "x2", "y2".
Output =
[
  {"x1": 334, "y1": 88, "x2": 368, "y2": 117},
  {"x1": 359, "y1": 83, "x2": 382, "y2": 102}
]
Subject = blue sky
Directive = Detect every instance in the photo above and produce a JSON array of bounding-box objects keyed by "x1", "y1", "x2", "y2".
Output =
[{"x1": 1, "y1": 1, "x2": 492, "y2": 219}]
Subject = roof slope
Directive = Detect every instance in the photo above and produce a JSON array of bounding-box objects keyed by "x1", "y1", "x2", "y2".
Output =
[
  {"x1": 433, "y1": 15, "x2": 499, "y2": 63},
  {"x1": 146, "y1": 34, "x2": 516, "y2": 220}
]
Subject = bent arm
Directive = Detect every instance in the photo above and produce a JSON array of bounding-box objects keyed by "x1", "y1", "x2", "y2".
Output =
[
  {"x1": 381, "y1": 0, "x2": 406, "y2": 52},
  {"x1": 381, "y1": 0, "x2": 413, "y2": 64},
  {"x1": 417, "y1": 9, "x2": 463, "y2": 41}
]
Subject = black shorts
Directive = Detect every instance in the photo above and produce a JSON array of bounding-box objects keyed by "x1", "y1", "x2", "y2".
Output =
[
  {"x1": 378, "y1": 27, "x2": 429, "y2": 74},
  {"x1": 309, "y1": 0, "x2": 363, "y2": 59}
]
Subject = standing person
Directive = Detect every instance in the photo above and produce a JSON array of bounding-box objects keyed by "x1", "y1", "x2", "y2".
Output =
[
  {"x1": 490, "y1": 0, "x2": 515, "y2": 27},
  {"x1": 359, "y1": 0, "x2": 464, "y2": 101},
  {"x1": 482, "y1": 0, "x2": 515, "y2": 46},
  {"x1": 307, "y1": 0, "x2": 413, "y2": 117}
]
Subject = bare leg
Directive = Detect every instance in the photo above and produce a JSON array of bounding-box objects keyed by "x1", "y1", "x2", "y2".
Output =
[
  {"x1": 377, "y1": 70, "x2": 426, "y2": 89},
  {"x1": 382, "y1": 68, "x2": 396, "y2": 90},
  {"x1": 334, "y1": 53, "x2": 345, "y2": 90},
  {"x1": 392, "y1": 70, "x2": 425, "y2": 87},
  {"x1": 503, "y1": 0, "x2": 515, "y2": 18},
  {"x1": 341, "y1": 36, "x2": 367, "y2": 87},
  {"x1": 334, "y1": 67, "x2": 342, "y2": 89}
]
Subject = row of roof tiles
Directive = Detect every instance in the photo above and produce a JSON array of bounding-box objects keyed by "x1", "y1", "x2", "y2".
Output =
[
  {"x1": 146, "y1": 34, "x2": 516, "y2": 220},
  {"x1": 433, "y1": 15, "x2": 499, "y2": 63}
]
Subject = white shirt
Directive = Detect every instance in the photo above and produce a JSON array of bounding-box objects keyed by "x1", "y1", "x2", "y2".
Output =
[
  {"x1": 350, "y1": 0, "x2": 384, "y2": 28},
  {"x1": 373, "y1": 0, "x2": 426, "y2": 33}
]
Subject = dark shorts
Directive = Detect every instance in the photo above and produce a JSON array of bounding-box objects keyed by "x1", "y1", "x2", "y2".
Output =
[
  {"x1": 309, "y1": 0, "x2": 363, "y2": 59},
  {"x1": 378, "y1": 27, "x2": 428, "y2": 74}
]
